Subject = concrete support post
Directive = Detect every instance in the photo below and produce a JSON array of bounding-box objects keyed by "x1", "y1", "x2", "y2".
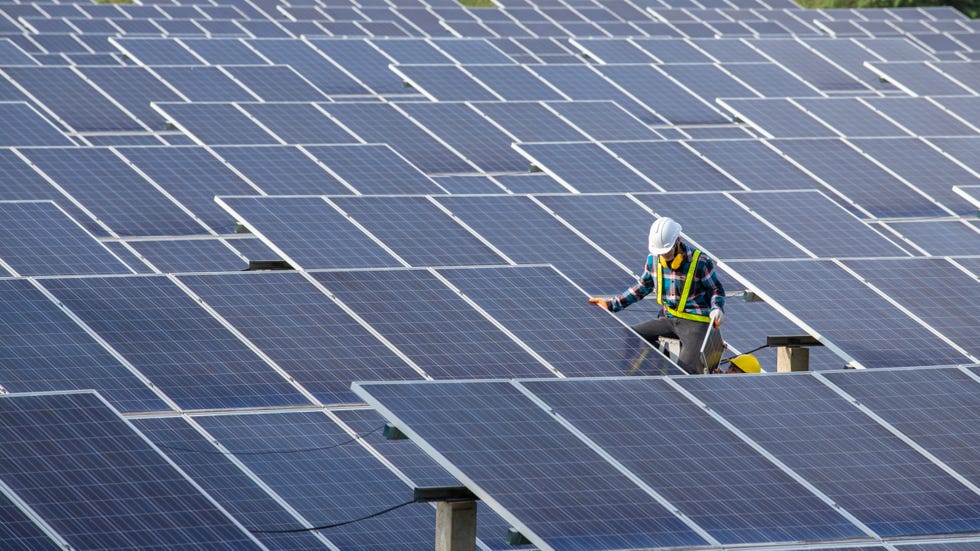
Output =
[
  {"x1": 435, "y1": 500, "x2": 476, "y2": 551},
  {"x1": 776, "y1": 346, "x2": 809, "y2": 372}
]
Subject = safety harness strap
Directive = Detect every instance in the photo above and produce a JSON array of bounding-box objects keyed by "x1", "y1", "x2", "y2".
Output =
[{"x1": 656, "y1": 249, "x2": 711, "y2": 323}]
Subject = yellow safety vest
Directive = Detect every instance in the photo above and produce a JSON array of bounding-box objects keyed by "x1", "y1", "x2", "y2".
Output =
[{"x1": 655, "y1": 249, "x2": 711, "y2": 323}]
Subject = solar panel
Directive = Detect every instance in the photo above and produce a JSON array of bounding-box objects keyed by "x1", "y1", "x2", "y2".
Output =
[
  {"x1": 308, "y1": 38, "x2": 411, "y2": 95},
  {"x1": 734, "y1": 190, "x2": 911, "y2": 258},
  {"x1": 883, "y1": 219, "x2": 980, "y2": 257},
  {"x1": 717, "y1": 98, "x2": 838, "y2": 138},
  {"x1": 235, "y1": 102, "x2": 357, "y2": 145},
  {"x1": 0, "y1": 102, "x2": 73, "y2": 146},
  {"x1": 0, "y1": 491, "x2": 58, "y2": 550},
  {"x1": 527, "y1": 64, "x2": 665, "y2": 124},
  {"x1": 131, "y1": 415, "x2": 333, "y2": 551},
  {"x1": 597, "y1": 64, "x2": 729, "y2": 124},
  {"x1": 23, "y1": 147, "x2": 210, "y2": 237},
  {"x1": 928, "y1": 137, "x2": 980, "y2": 173},
  {"x1": 193, "y1": 410, "x2": 439, "y2": 550},
  {"x1": 392, "y1": 64, "x2": 500, "y2": 101},
  {"x1": 490, "y1": 173, "x2": 570, "y2": 193},
  {"x1": 396, "y1": 101, "x2": 526, "y2": 172},
  {"x1": 223, "y1": 65, "x2": 330, "y2": 101},
  {"x1": 866, "y1": 61, "x2": 972, "y2": 95},
  {"x1": 930, "y1": 62, "x2": 980, "y2": 94},
  {"x1": 0, "y1": 392, "x2": 262, "y2": 550},
  {"x1": 862, "y1": 97, "x2": 978, "y2": 137},
  {"x1": 109, "y1": 37, "x2": 206, "y2": 66},
  {"x1": 303, "y1": 144, "x2": 445, "y2": 195},
  {"x1": 150, "y1": 66, "x2": 256, "y2": 102},
  {"x1": 661, "y1": 63, "x2": 760, "y2": 102},
  {"x1": 466, "y1": 64, "x2": 567, "y2": 100},
  {"x1": 632, "y1": 38, "x2": 715, "y2": 62},
  {"x1": 677, "y1": 373, "x2": 980, "y2": 537},
  {"x1": 685, "y1": 139, "x2": 822, "y2": 190},
  {"x1": 520, "y1": 377, "x2": 867, "y2": 544},
  {"x1": 2, "y1": 67, "x2": 143, "y2": 132},
  {"x1": 178, "y1": 37, "x2": 266, "y2": 65},
  {"x1": 154, "y1": 102, "x2": 279, "y2": 145},
  {"x1": 725, "y1": 259, "x2": 970, "y2": 367},
  {"x1": 933, "y1": 97, "x2": 980, "y2": 128},
  {"x1": 216, "y1": 196, "x2": 402, "y2": 270},
  {"x1": 568, "y1": 38, "x2": 656, "y2": 63},
  {"x1": 545, "y1": 100, "x2": 664, "y2": 141},
  {"x1": 533, "y1": 193, "x2": 652, "y2": 267},
  {"x1": 848, "y1": 137, "x2": 977, "y2": 216},
  {"x1": 125, "y1": 238, "x2": 248, "y2": 273},
  {"x1": 370, "y1": 38, "x2": 454, "y2": 64},
  {"x1": 469, "y1": 101, "x2": 586, "y2": 142},
  {"x1": 841, "y1": 258, "x2": 979, "y2": 359},
  {"x1": 354, "y1": 379, "x2": 706, "y2": 550},
  {"x1": 41, "y1": 275, "x2": 310, "y2": 410},
  {"x1": 633, "y1": 192, "x2": 808, "y2": 260},
  {"x1": 691, "y1": 38, "x2": 768, "y2": 62},
  {"x1": 245, "y1": 39, "x2": 370, "y2": 95},
  {"x1": 438, "y1": 265, "x2": 677, "y2": 375},
  {"x1": 0, "y1": 201, "x2": 134, "y2": 276},
  {"x1": 722, "y1": 62, "x2": 822, "y2": 97},
  {"x1": 745, "y1": 37, "x2": 869, "y2": 91},
  {"x1": 793, "y1": 98, "x2": 909, "y2": 138},
  {"x1": 210, "y1": 145, "x2": 351, "y2": 195},
  {"x1": 769, "y1": 138, "x2": 950, "y2": 219},
  {"x1": 178, "y1": 271, "x2": 422, "y2": 403},
  {"x1": 605, "y1": 141, "x2": 742, "y2": 192},
  {"x1": 431, "y1": 37, "x2": 516, "y2": 64},
  {"x1": 802, "y1": 38, "x2": 896, "y2": 91},
  {"x1": 117, "y1": 146, "x2": 261, "y2": 235},
  {"x1": 514, "y1": 142, "x2": 655, "y2": 192},
  {"x1": 311, "y1": 268, "x2": 555, "y2": 379},
  {"x1": 320, "y1": 102, "x2": 473, "y2": 174}
]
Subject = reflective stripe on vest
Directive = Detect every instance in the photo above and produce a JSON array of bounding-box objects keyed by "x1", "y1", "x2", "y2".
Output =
[{"x1": 656, "y1": 249, "x2": 711, "y2": 323}]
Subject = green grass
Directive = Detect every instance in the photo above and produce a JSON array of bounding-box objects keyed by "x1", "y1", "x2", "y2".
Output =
[
  {"x1": 457, "y1": 0, "x2": 496, "y2": 7},
  {"x1": 795, "y1": 0, "x2": 978, "y2": 17}
]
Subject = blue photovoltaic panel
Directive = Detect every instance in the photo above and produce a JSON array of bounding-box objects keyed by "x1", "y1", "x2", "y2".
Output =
[
  {"x1": 41, "y1": 275, "x2": 310, "y2": 410},
  {"x1": 308, "y1": 38, "x2": 410, "y2": 95},
  {"x1": 0, "y1": 491, "x2": 58, "y2": 550},
  {"x1": 597, "y1": 64, "x2": 728, "y2": 124},
  {"x1": 632, "y1": 38, "x2": 714, "y2": 63},
  {"x1": 866, "y1": 61, "x2": 971, "y2": 95},
  {"x1": 237, "y1": 103, "x2": 357, "y2": 145},
  {"x1": 746, "y1": 38, "x2": 867, "y2": 91},
  {"x1": 331, "y1": 196, "x2": 506, "y2": 267},
  {"x1": 436, "y1": 195, "x2": 637, "y2": 293},
  {"x1": 154, "y1": 103, "x2": 278, "y2": 145},
  {"x1": 125, "y1": 238, "x2": 248, "y2": 274},
  {"x1": 396, "y1": 101, "x2": 526, "y2": 172},
  {"x1": 632, "y1": 193, "x2": 807, "y2": 260},
  {"x1": 132, "y1": 416, "x2": 331, "y2": 551},
  {"x1": 686, "y1": 139, "x2": 823, "y2": 190},
  {"x1": 393, "y1": 65, "x2": 499, "y2": 101},
  {"x1": 0, "y1": 102, "x2": 72, "y2": 146},
  {"x1": 849, "y1": 137, "x2": 977, "y2": 216},
  {"x1": 0, "y1": 278, "x2": 164, "y2": 412},
  {"x1": 0, "y1": 201, "x2": 132, "y2": 276},
  {"x1": 0, "y1": 39, "x2": 37, "y2": 66},
  {"x1": 470, "y1": 101, "x2": 587, "y2": 142},
  {"x1": 522, "y1": 378, "x2": 865, "y2": 544},
  {"x1": 223, "y1": 65, "x2": 330, "y2": 102},
  {"x1": 491, "y1": 173, "x2": 569, "y2": 194},
  {"x1": 726, "y1": 259, "x2": 970, "y2": 367},
  {"x1": 83, "y1": 135, "x2": 167, "y2": 147},
  {"x1": 210, "y1": 146, "x2": 351, "y2": 195},
  {"x1": 535, "y1": 193, "x2": 653, "y2": 267},
  {"x1": 217, "y1": 196, "x2": 401, "y2": 270},
  {"x1": 932, "y1": 64, "x2": 980, "y2": 93},
  {"x1": 432, "y1": 38, "x2": 515, "y2": 64},
  {"x1": 22, "y1": 147, "x2": 208, "y2": 237},
  {"x1": 311, "y1": 269, "x2": 554, "y2": 379},
  {"x1": 355, "y1": 380, "x2": 706, "y2": 551},
  {"x1": 303, "y1": 144, "x2": 445, "y2": 195},
  {"x1": 770, "y1": 138, "x2": 949, "y2": 219},
  {"x1": 78, "y1": 67, "x2": 183, "y2": 131},
  {"x1": 793, "y1": 98, "x2": 909, "y2": 138},
  {"x1": 928, "y1": 137, "x2": 980, "y2": 173},
  {"x1": 546, "y1": 100, "x2": 663, "y2": 141},
  {"x1": 438, "y1": 266, "x2": 677, "y2": 376},
  {"x1": 734, "y1": 190, "x2": 912, "y2": 258},
  {"x1": 678, "y1": 373, "x2": 980, "y2": 537},
  {"x1": 179, "y1": 272, "x2": 421, "y2": 404},
  {"x1": 884, "y1": 220, "x2": 980, "y2": 256},
  {"x1": 863, "y1": 97, "x2": 978, "y2": 137},
  {"x1": 151, "y1": 66, "x2": 256, "y2": 102},
  {"x1": 514, "y1": 142, "x2": 654, "y2": 193},
  {"x1": 245, "y1": 40, "x2": 369, "y2": 96},
  {"x1": 3, "y1": 67, "x2": 143, "y2": 132},
  {"x1": 101, "y1": 242, "x2": 154, "y2": 275},
  {"x1": 660, "y1": 64, "x2": 760, "y2": 102},
  {"x1": 568, "y1": 38, "x2": 656, "y2": 63},
  {"x1": 823, "y1": 367, "x2": 980, "y2": 485},
  {"x1": 723, "y1": 63, "x2": 821, "y2": 98},
  {"x1": 718, "y1": 99, "x2": 838, "y2": 138},
  {"x1": 111, "y1": 37, "x2": 205, "y2": 66},
  {"x1": 465, "y1": 64, "x2": 566, "y2": 101},
  {"x1": 842, "y1": 258, "x2": 979, "y2": 357},
  {"x1": 178, "y1": 38, "x2": 266, "y2": 65},
  {"x1": 934, "y1": 97, "x2": 980, "y2": 128},
  {"x1": 321, "y1": 103, "x2": 473, "y2": 174},
  {"x1": 194, "y1": 411, "x2": 438, "y2": 551},
  {"x1": 370, "y1": 38, "x2": 454, "y2": 64},
  {"x1": 117, "y1": 146, "x2": 261, "y2": 234},
  {"x1": 432, "y1": 175, "x2": 503, "y2": 194},
  {"x1": 898, "y1": 543, "x2": 980, "y2": 550},
  {"x1": 0, "y1": 392, "x2": 261, "y2": 550},
  {"x1": 225, "y1": 237, "x2": 282, "y2": 263},
  {"x1": 528, "y1": 64, "x2": 665, "y2": 125},
  {"x1": 605, "y1": 141, "x2": 742, "y2": 192},
  {"x1": 691, "y1": 38, "x2": 769, "y2": 62},
  {"x1": 802, "y1": 38, "x2": 895, "y2": 91}
]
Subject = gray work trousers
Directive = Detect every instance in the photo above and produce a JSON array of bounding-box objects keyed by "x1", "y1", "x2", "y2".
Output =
[{"x1": 632, "y1": 316, "x2": 710, "y2": 374}]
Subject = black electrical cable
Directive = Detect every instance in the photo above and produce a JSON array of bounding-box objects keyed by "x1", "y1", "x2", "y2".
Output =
[
  {"x1": 156, "y1": 424, "x2": 385, "y2": 456},
  {"x1": 719, "y1": 343, "x2": 769, "y2": 364},
  {"x1": 248, "y1": 499, "x2": 418, "y2": 533}
]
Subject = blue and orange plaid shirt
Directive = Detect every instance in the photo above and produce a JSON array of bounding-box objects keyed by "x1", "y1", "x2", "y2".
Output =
[{"x1": 609, "y1": 243, "x2": 725, "y2": 317}]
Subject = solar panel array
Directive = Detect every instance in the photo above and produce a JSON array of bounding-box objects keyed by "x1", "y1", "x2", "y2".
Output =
[{"x1": 0, "y1": 0, "x2": 978, "y2": 547}]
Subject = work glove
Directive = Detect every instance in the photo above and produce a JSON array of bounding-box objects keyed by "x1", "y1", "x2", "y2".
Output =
[
  {"x1": 709, "y1": 308, "x2": 724, "y2": 328},
  {"x1": 588, "y1": 297, "x2": 611, "y2": 311}
]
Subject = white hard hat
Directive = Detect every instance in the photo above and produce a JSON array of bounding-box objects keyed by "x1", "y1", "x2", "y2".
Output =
[{"x1": 648, "y1": 217, "x2": 682, "y2": 255}]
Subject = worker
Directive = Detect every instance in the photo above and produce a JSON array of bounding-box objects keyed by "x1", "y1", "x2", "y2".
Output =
[{"x1": 589, "y1": 217, "x2": 726, "y2": 374}]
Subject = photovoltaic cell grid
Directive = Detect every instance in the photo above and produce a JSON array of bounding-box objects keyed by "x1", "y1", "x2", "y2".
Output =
[
  {"x1": 303, "y1": 144, "x2": 446, "y2": 195},
  {"x1": 514, "y1": 142, "x2": 655, "y2": 193},
  {"x1": 0, "y1": 102, "x2": 73, "y2": 146},
  {"x1": 0, "y1": 392, "x2": 261, "y2": 551},
  {"x1": 210, "y1": 145, "x2": 352, "y2": 196},
  {"x1": 125, "y1": 238, "x2": 249, "y2": 274}
]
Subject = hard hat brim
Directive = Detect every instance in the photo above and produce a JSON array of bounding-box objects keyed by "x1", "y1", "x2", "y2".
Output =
[
  {"x1": 730, "y1": 354, "x2": 761, "y2": 374},
  {"x1": 649, "y1": 244, "x2": 675, "y2": 255}
]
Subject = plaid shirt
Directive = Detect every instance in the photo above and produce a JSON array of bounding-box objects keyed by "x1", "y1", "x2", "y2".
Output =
[{"x1": 610, "y1": 243, "x2": 725, "y2": 317}]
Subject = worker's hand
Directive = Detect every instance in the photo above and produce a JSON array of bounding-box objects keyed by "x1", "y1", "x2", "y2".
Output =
[
  {"x1": 709, "y1": 308, "x2": 724, "y2": 328},
  {"x1": 588, "y1": 297, "x2": 611, "y2": 311}
]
